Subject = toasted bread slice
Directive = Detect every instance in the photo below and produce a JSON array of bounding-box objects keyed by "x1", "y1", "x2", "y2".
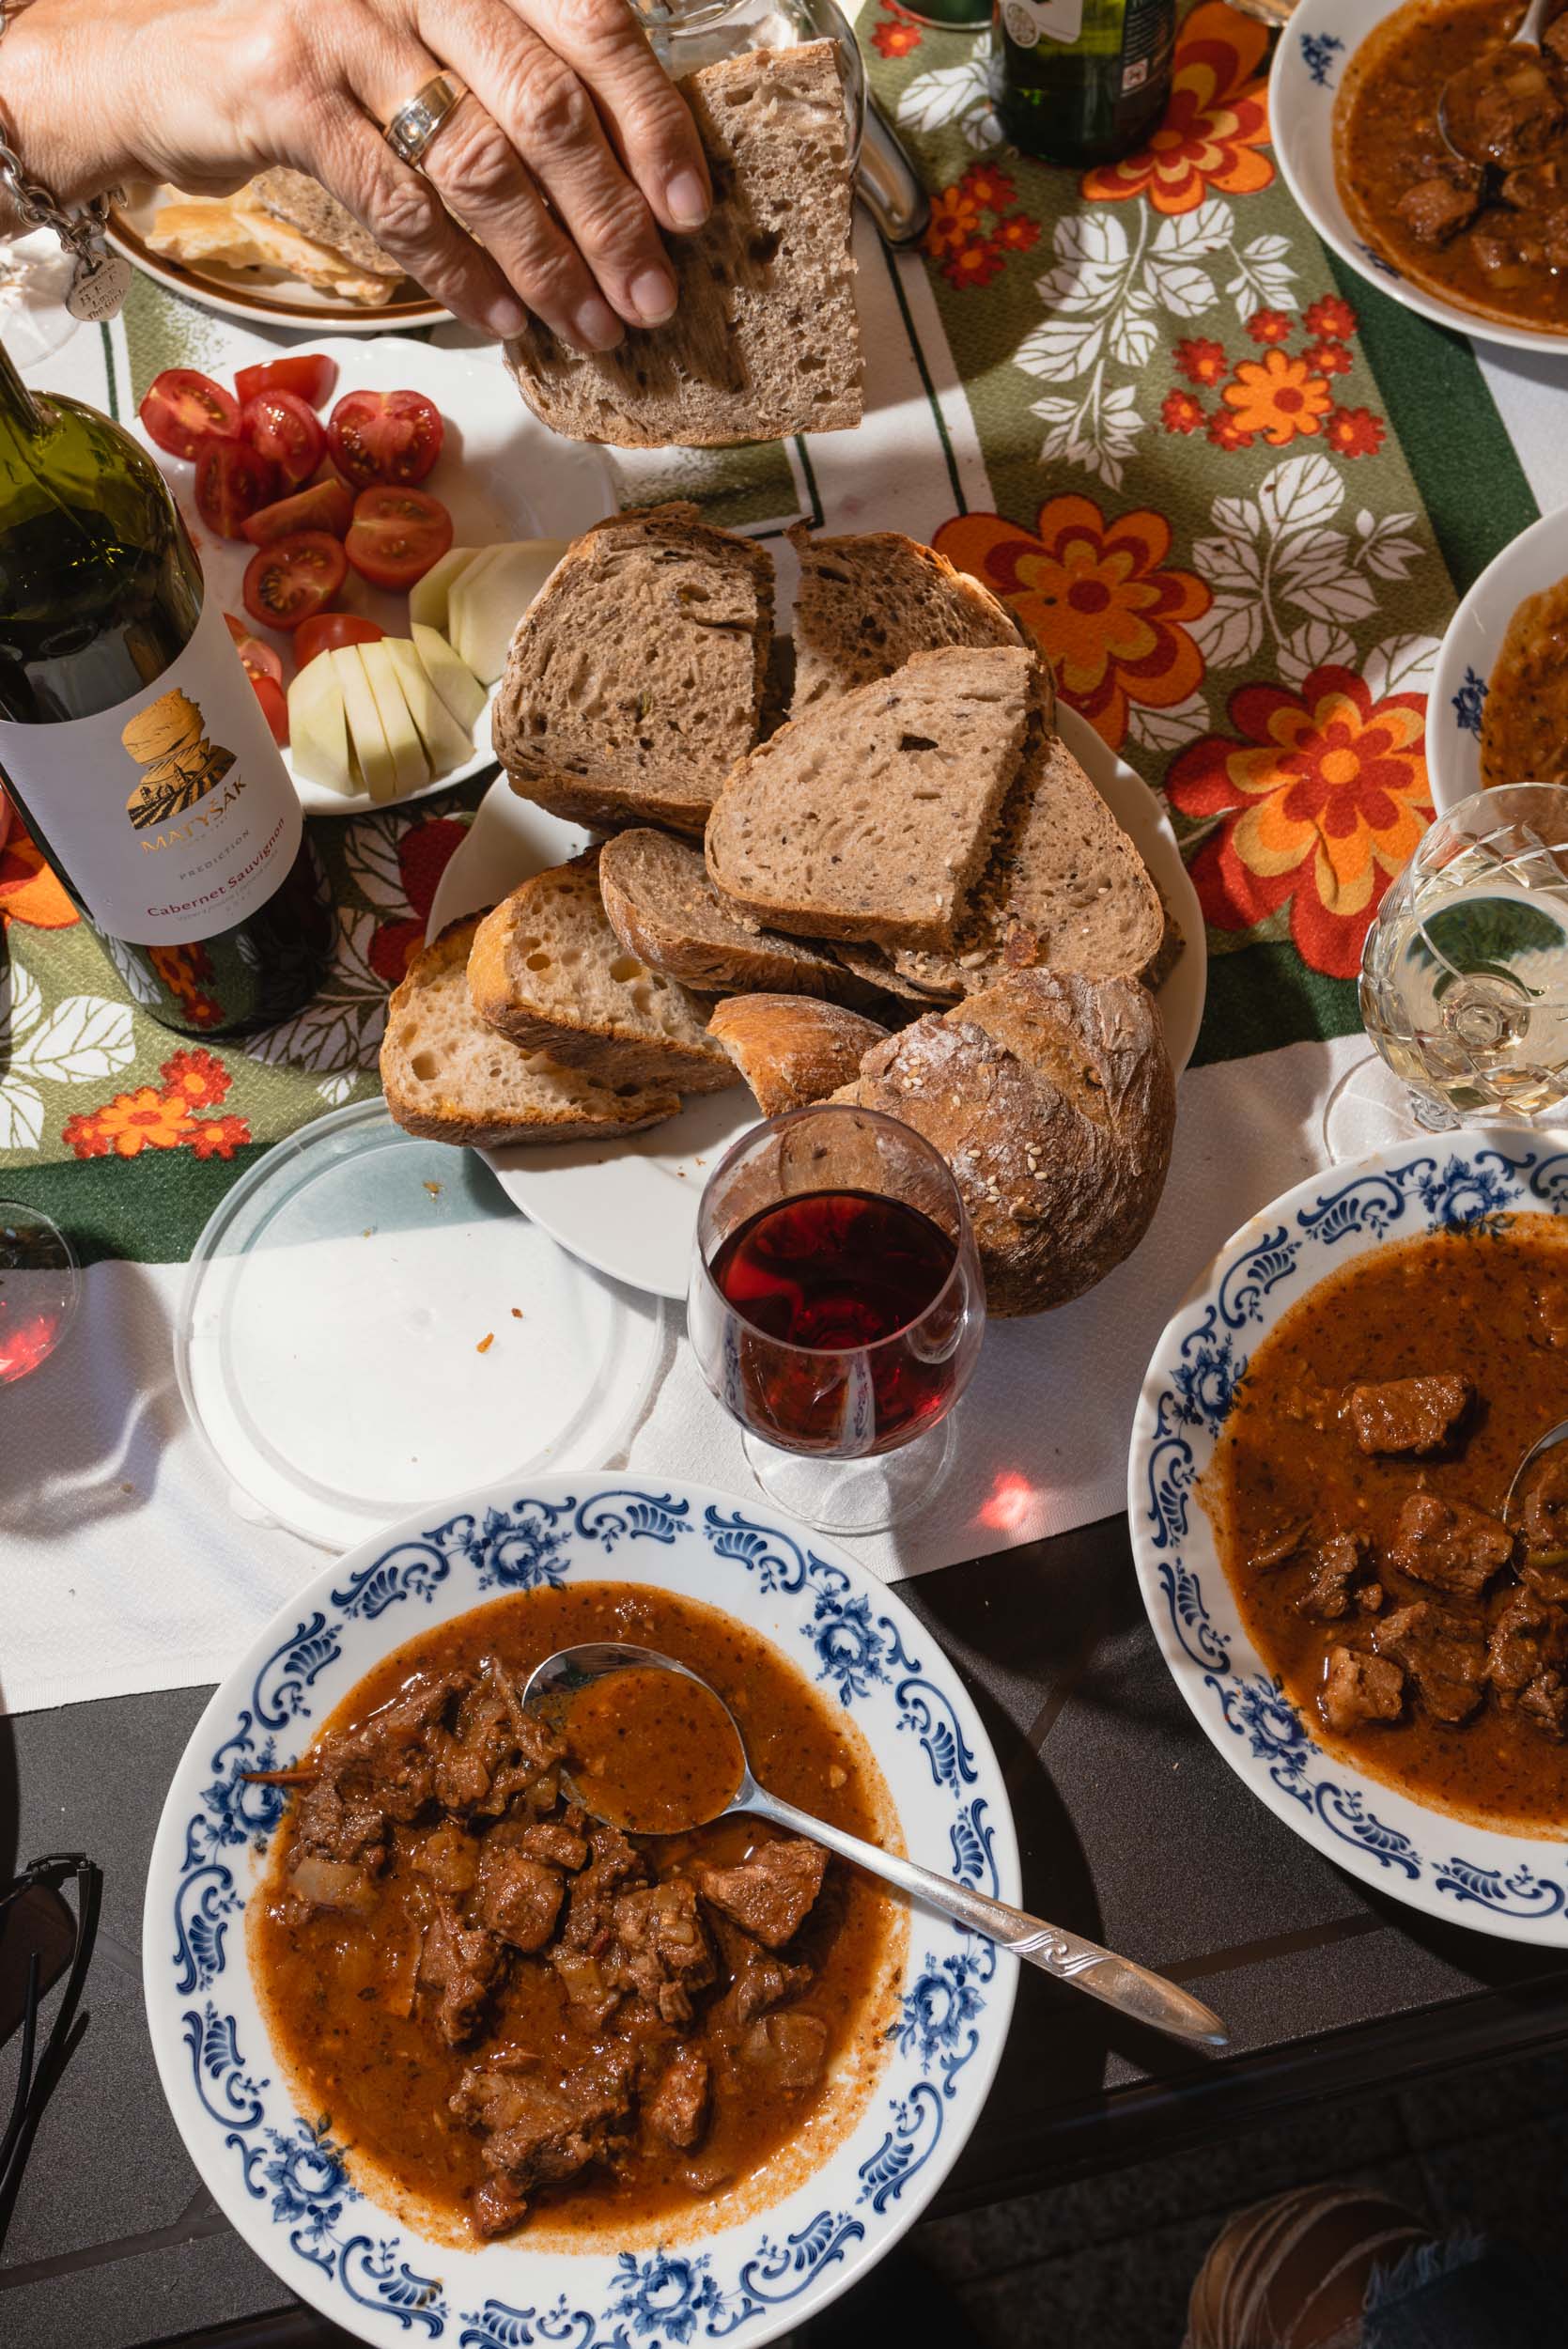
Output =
[
  {"x1": 704, "y1": 644, "x2": 1037, "y2": 951},
  {"x1": 505, "y1": 44, "x2": 860, "y2": 447},
  {"x1": 788, "y1": 525, "x2": 1032, "y2": 713},
  {"x1": 468, "y1": 854, "x2": 738, "y2": 1094},
  {"x1": 492, "y1": 503, "x2": 774, "y2": 836},
  {"x1": 380, "y1": 914, "x2": 680, "y2": 1147},
  {"x1": 887, "y1": 711, "x2": 1178, "y2": 998}
]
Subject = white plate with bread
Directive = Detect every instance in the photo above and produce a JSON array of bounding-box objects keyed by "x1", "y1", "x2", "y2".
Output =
[
  {"x1": 111, "y1": 170, "x2": 445, "y2": 332},
  {"x1": 398, "y1": 509, "x2": 1205, "y2": 1300}
]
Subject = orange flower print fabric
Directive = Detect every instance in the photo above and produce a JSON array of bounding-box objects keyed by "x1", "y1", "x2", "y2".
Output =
[
  {"x1": 1161, "y1": 299, "x2": 1384, "y2": 459},
  {"x1": 64, "y1": 1047, "x2": 250, "y2": 1161},
  {"x1": 1081, "y1": 0, "x2": 1272, "y2": 216},
  {"x1": 0, "y1": 808, "x2": 77, "y2": 931},
  {"x1": 935, "y1": 497, "x2": 1210, "y2": 752},
  {"x1": 1169, "y1": 665, "x2": 1433, "y2": 979}
]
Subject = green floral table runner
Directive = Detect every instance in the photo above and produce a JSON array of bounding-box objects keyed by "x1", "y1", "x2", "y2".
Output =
[{"x1": 0, "y1": 0, "x2": 1542, "y2": 1264}]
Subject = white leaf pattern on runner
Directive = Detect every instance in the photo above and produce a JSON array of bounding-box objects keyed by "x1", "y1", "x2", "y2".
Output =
[
  {"x1": 1363, "y1": 634, "x2": 1443, "y2": 699},
  {"x1": 1190, "y1": 456, "x2": 1425, "y2": 670},
  {"x1": 12, "y1": 995, "x2": 135, "y2": 1084},
  {"x1": 1259, "y1": 452, "x2": 1343, "y2": 537},
  {"x1": 344, "y1": 813, "x2": 410, "y2": 910},
  {"x1": 245, "y1": 908, "x2": 386, "y2": 1078},
  {"x1": 0, "y1": 1081, "x2": 43, "y2": 1153},
  {"x1": 1278, "y1": 620, "x2": 1358, "y2": 688},
  {"x1": 895, "y1": 47, "x2": 1003, "y2": 149},
  {"x1": 1127, "y1": 691, "x2": 1211, "y2": 753},
  {"x1": 1355, "y1": 510, "x2": 1424, "y2": 582},
  {"x1": 1225, "y1": 232, "x2": 1297, "y2": 319},
  {"x1": 103, "y1": 934, "x2": 163, "y2": 1008},
  {"x1": 0, "y1": 963, "x2": 45, "y2": 1153},
  {"x1": 0, "y1": 958, "x2": 43, "y2": 1047}
]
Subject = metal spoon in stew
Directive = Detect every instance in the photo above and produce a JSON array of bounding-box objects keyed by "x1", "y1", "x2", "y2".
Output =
[
  {"x1": 1438, "y1": 0, "x2": 1556, "y2": 168},
  {"x1": 1503, "y1": 1415, "x2": 1568, "y2": 1532},
  {"x1": 524, "y1": 1641, "x2": 1229, "y2": 2053}
]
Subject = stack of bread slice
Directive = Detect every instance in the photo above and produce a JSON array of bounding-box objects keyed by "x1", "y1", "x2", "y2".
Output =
[{"x1": 381, "y1": 503, "x2": 1184, "y2": 1304}]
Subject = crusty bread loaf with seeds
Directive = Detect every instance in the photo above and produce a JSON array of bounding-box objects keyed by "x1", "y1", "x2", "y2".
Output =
[
  {"x1": 380, "y1": 914, "x2": 680, "y2": 1148},
  {"x1": 708, "y1": 994, "x2": 889, "y2": 1115},
  {"x1": 886, "y1": 714, "x2": 1179, "y2": 1000},
  {"x1": 505, "y1": 45, "x2": 861, "y2": 448},
  {"x1": 492, "y1": 503, "x2": 773, "y2": 836},
  {"x1": 704, "y1": 644, "x2": 1036, "y2": 951},
  {"x1": 834, "y1": 969, "x2": 1174, "y2": 1316},
  {"x1": 788, "y1": 525, "x2": 1032, "y2": 713},
  {"x1": 468, "y1": 853, "x2": 737, "y2": 1093},
  {"x1": 598, "y1": 828, "x2": 885, "y2": 1006}
]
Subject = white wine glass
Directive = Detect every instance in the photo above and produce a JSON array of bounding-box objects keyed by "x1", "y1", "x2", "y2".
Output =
[{"x1": 1322, "y1": 784, "x2": 1568, "y2": 1159}]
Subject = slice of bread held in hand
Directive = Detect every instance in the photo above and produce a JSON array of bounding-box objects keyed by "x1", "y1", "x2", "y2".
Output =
[
  {"x1": 788, "y1": 526, "x2": 1034, "y2": 713},
  {"x1": 598, "y1": 828, "x2": 885, "y2": 1008},
  {"x1": 492, "y1": 504, "x2": 773, "y2": 836},
  {"x1": 505, "y1": 44, "x2": 861, "y2": 448},
  {"x1": 705, "y1": 644, "x2": 1037, "y2": 951},
  {"x1": 381, "y1": 915, "x2": 680, "y2": 1148},
  {"x1": 469, "y1": 853, "x2": 737, "y2": 1095},
  {"x1": 835, "y1": 969, "x2": 1174, "y2": 1316},
  {"x1": 888, "y1": 716, "x2": 1178, "y2": 1001},
  {"x1": 709, "y1": 995, "x2": 890, "y2": 1115}
]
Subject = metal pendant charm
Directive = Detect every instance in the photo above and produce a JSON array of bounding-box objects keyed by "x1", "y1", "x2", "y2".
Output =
[{"x1": 66, "y1": 251, "x2": 132, "y2": 322}]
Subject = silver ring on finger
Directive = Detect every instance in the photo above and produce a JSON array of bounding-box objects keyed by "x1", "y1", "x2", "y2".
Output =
[{"x1": 382, "y1": 74, "x2": 468, "y2": 170}]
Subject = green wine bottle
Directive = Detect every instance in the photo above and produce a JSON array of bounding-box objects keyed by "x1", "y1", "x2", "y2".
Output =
[
  {"x1": 998, "y1": 0, "x2": 1175, "y2": 168},
  {"x1": 0, "y1": 336, "x2": 331, "y2": 1037}
]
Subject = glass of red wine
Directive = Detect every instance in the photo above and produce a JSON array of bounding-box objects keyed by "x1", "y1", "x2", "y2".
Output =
[{"x1": 688, "y1": 1104, "x2": 986, "y2": 1535}]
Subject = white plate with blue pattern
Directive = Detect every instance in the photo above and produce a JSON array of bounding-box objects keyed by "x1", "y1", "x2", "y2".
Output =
[
  {"x1": 1427, "y1": 502, "x2": 1566, "y2": 814},
  {"x1": 1128, "y1": 1130, "x2": 1568, "y2": 1947},
  {"x1": 1273, "y1": 0, "x2": 1568, "y2": 356},
  {"x1": 142, "y1": 1473, "x2": 1019, "y2": 2347}
]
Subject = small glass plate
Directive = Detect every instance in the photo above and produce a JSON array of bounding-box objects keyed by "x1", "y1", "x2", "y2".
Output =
[{"x1": 176, "y1": 1100, "x2": 667, "y2": 1551}]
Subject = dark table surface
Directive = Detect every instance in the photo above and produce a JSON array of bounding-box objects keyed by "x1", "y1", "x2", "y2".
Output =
[{"x1": 7, "y1": 1512, "x2": 1568, "y2": 2349}]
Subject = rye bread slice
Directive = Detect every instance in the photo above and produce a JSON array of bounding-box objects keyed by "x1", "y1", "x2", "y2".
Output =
[
  {"x1": 492, "y1": 503, "x2": 773, "y2": 835},
  {"x1": 249, "y1": 169, "x2": 403, "y2": 285},
  {"x1": 468, "y1": 852, "x2": 737, "y2": 1094},
  {"x1": 705, "y1": 644, "x2": 1035, "y2": 951},
  {"x1": 887, "y1": 713, "x2": 1179, "y2": 999},
  {"x1": 505, "y1": 44, "x2": 861, "y2": 448},
  {"x1": 835, "y1": 969, "x2": 1175, "y2": 1317},
  {"x1": 381, "y1": 914, "x2": 680, "y2": 1147},
  {"x1": 788, "y1": 525, "x2": 1032, "y2": 713},
  {"x1": 598, "y1": 828, "x2": 884, "y2": 1007}
]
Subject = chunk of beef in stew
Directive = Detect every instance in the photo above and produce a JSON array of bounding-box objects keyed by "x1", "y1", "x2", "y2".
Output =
[
  {"x1": 1374, "y1": 1600, "x2": 1489, "y2": 1727},
  {"x1": 474, "y1": 1844, "x2": 566, "y2": 1952},
  {"x1": 1486, "y1": 1588, "x2": 1568, "y2": 1739},
  {"x1": 1296, "y1": 1531, "x2": 1380, "y2": 1623},
  {"x1": 608, "y1": 1880, "x2": 717, "y2": 2024},
  {"x1": 1385, "y1": 1493, "x2": 1514, "y2": 1599},
  {"x1": 1346, "y1": 1375, "x2": 1472, "y2": 1458},
  {"x1": 739, "y1": 2009, "x2": 831, "y2": 2092},
  {"x1": 1320, "y1": 1646, "x2": 1405, "y2": 1735},
  {"x1": 452, "y1": 2046, "x2": 637, "y2": 2232},
  {"x1": 694, "y1": 1837, "x2": 828, "y2": 1950},
  {"x1": 645, "y1": 2046, "x2": 711, "y2": 2151},
  {"x1": 418, "y1": 1896, "x2": 505, "y2": 2045},
  {"x1": 1395, "y1": 162, "x2": 1485, "y2": 246}
]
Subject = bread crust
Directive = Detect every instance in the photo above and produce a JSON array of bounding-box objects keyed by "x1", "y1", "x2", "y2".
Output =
[
  {"x1": 468, "y1": 853, "x2": 738, "y2": 1094},
  {"x1": 786, "y1": 524, "x2": 1044, "y2": 717},
  {"x1": 839, "y1": 969, "x2": 1175, "y2": 1315},
  {"x1": 708, "y1": 994, "x2": 889, "y2": 1115}
]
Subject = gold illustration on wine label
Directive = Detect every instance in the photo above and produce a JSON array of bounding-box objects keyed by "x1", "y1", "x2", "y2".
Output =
[{"x1": 121, "y1": 688, "x2": 236, "y2": 832}]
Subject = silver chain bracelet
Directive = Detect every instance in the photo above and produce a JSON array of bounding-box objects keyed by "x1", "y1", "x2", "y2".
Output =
[{"x1": 0, "y1": 2, "x2": 131, "y2": 319}]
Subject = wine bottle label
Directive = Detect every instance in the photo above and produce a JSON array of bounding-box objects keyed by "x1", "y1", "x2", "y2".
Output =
[
  {"x1": 1002, "y1": 0, "x2": 1084, "y2": 43},
  {"x1": 0, "y1": 594, "x2": 303, "y2": 947}
]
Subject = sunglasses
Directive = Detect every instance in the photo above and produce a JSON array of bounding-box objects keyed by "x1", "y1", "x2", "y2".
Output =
[{"x1": 0, "y1": 1851, "x2": 102, "y2": 2257}]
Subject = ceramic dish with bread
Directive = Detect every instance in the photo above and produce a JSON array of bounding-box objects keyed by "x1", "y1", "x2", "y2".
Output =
[{"x1": 388, "y1": 504, "x2": 1205, "y2": 1306}]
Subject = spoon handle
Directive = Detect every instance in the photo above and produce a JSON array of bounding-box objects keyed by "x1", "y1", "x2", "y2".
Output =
[{"x1": 747, "y1": 1789, "x2": 1227, "y2": 2053}]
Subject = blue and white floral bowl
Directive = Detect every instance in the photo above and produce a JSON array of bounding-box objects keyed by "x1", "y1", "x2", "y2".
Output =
[
  {"x1": 1128, "y1": 1132, "x2": 1568, "y2": 1947},
  {"x1": 1273, "y1": 0, "x2": 1568, "y2": 356},
  {"x1": 1427, "y1": 502, "x2": 1568, "y2": 816},
  {"x1": 142, "y1": 1476, "x2": 1019, "y2": 2348}
]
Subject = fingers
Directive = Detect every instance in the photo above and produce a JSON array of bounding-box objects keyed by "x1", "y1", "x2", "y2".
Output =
[
  {"x1": 418, "y1": 0, "x2": 694, "y2": 329},
  {"x1": 505, "y1": 0, "x2": 710, "y2": 235},
  {"x1": 307, "y1": 98, "x2": 529, "y2": 339}
]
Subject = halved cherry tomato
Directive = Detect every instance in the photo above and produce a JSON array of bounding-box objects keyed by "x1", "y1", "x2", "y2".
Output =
[
  {"x1": 222, "y1": 612, "x2": 286, "y2": 687},
  {"x1": 240, "y1": 390, "x2": 326, "y2": 490},
  {"x1": 194, "y1": 438, "x2": 276, "y2": 539},
  {"x1": 294, "y1": 612, "x2": 386, "y2": 668},
  {"x1": 242, "y1": 530, "x2": 349, "y2": 632},
  {"x1": 249, "y1": 670, "x2": 289, "y2": 746},
  {"x1": 241, "y1": 478, "x2": 354, "y2": 547},
  {"x1": 344, "y1": 486, "x2": 454, "y2": 592},
  {"x1": 139, "y1": 368, "x2": 240, "y2": 460},
  {"x1": 327, "y1": 389, "x2": 444, "y2": 488},
  {"x1": 235, "y1": 353, "x2": 339, "y2": 411}
]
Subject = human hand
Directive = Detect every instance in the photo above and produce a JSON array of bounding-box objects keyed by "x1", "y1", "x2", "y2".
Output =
[{"x1": 1, "y1": 0, "x2": 711, "y2": 348}]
